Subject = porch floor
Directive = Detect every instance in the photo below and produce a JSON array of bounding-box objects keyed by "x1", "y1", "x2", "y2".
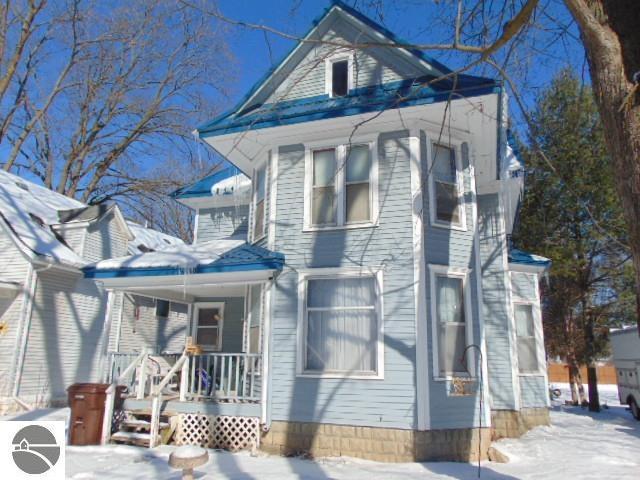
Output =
[{"x1": 121, "y1": 397, "x2": 261, "y2": 417}]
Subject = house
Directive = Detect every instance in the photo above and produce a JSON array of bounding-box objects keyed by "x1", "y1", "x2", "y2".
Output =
[
  {"x1": 0, "y1": 169, "x2": 183, "y2": 414},
  {"x1": 84, "y1": 1, "x2": 550, "y2": 462}
]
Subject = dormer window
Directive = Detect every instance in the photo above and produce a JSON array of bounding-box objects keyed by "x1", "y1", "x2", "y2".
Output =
[{"x1": 326, "y1": 55, "x2": 353, "y2": 98}]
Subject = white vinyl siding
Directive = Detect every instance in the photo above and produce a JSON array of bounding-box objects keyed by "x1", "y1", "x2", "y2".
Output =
[{"x1": 252, "y1": 167, "x2": 266, "y2": 241}]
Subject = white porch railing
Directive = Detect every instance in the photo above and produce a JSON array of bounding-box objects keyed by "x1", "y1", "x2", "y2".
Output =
[{"x1": 186, "y1": 353, "x2": 261, "y2": 403}]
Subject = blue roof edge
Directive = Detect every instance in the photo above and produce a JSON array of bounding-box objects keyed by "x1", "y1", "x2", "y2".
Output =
[
  {"x1": 196, "y1": 0, "x2": 495, "y2": 135},
  {"x1": 170, "y1": 165, "x2": 242, "y2": 200},
  {"x1": 508, "y1": 248, "x2": 551, "y2": 267}
]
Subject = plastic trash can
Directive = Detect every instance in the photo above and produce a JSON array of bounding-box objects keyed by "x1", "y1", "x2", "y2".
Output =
[{"x1": 67, "y1": 383, "x2": 125, "y2": 445}]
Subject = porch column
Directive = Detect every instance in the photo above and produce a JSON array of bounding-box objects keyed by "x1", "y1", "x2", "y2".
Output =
[
  {"x1": 99, "y1": 289, "x2": 116, "y2": 383},
  {"x1": 260, "y1": 279, "x2": 274, "y2": 427}
]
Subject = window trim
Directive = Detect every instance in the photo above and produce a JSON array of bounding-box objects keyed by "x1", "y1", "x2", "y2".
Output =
[
  {"x1": 250, "y1": 163, "x2": 267, "y2": 243},
  {"x1": 296, "y1": 267, "x2": 384, "y2": 379},
  {"x1": 303, "y1": 138, "x2": 379, "y2": 231},
  {"x1": 325, "y1": 53, "x2": 354, "y2": 98},
  {"x1": 512, "y1": 299, "x2": 546, "y2": 376},
  {"x1": 193, "y1": 301, "x2": 225, "y2": 352},
  {"x1": 427, "y1": 140, "x2": 467, "y2": 231},
  {"x1": 428, "y1": 264, "x2": 475, "y2": 381}
]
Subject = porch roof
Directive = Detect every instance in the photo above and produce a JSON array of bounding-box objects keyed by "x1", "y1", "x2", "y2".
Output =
[{"x1": 83, "y1": 240, "x2": 284, "y2": 280}]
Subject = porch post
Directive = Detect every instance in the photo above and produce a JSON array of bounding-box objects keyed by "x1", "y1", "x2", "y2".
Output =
[
  {"x1": 260, "y1": 279, "x2": 273, "y2": 427},
  {"x1": 99, "y1": 289, "x2": 115, "y2": 383}
]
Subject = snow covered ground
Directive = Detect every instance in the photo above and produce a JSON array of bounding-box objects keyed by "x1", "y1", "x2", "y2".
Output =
[{"x1": 2, "y1": 384, "x2": 638, "y2": 479}]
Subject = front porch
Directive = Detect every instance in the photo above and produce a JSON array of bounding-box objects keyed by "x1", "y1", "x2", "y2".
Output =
[{"x1": 83, "y1": 240, "x2": 284, "y2": 448}]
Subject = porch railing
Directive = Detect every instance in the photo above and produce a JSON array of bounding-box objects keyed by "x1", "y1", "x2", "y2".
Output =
[{"x1": 186, "y1": 353, "x2": 261, "y2": 403}]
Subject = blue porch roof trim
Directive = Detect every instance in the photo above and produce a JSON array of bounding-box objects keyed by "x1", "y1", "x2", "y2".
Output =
[
  {"x1": 508, "y1": 248, "x2": 551, "y2": 267},
  {"x1": 170, "y1": 166, "x2": 242, "y2": 199},
  {"x1": 199, "y1": 76, "x2": 499, "y2": 138},
  {"x1": 196, "y1": 0, "x2": 483, "y2": 137},
  {"x1": 83, "y1": 243, "x2": 285, "y2": 279}
]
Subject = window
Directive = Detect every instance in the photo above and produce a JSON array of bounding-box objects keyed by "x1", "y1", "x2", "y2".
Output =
[
  {"x1": 515, "y1": 304, "x2": 539, "y2": 373},
  {"x1": 430, "y1": 266, "x2": 471, "y2": 378},
  {"x1": 332, "y1": 60, "x2": 349, "y2": 97},
  {"x1": 252, "y1": 166, "x2": 266, "y2": 240},
  {"x1": 326, "y1": 55, "x2": 352, "y2": 98},
  {"x1": 194, "y1": 303, "x2": 224, "y2": 351},
  {"x1": 306, "y1": 142, "x2": 376, "y2": 229},
  {"x1": 431, "y1": 143, "x2": 464, "y2": 227},
  {"x1": 312, "y1": 149, "x2": 337, "y2": 225},
  {"x1": 155, "y1": 299, "x2": 170, "y2": 318},
  {"x1": 300, "y1": 272, "x2": 382, "y2": 377}
]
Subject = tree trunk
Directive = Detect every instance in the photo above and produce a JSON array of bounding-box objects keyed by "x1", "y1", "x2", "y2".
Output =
[
  {"x1": 564, "y1": 1, "x2": 640, "y2": 335},
  {"x1": 568, "y1": 361, "x2": 587, "y2": 405},
  {"x1": 587, "y1": 365, "x2": 600, "y2": 412}
]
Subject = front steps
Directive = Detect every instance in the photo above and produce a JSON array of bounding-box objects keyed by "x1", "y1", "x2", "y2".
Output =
[{"x1": 111, "y1": 410, "x2": 176, "y2": 447}]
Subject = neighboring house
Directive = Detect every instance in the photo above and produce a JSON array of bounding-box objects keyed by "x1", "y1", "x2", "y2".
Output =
[
  {"x1": 84, "y1": 2, "x2": 550, "y2": 462},
  {"x1": 0, "y1": 169, "x2": 183, "y2": 413}
]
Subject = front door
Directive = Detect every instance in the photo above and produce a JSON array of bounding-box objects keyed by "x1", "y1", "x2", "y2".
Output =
[{"x1": 193, "y1": 302, "x2": 224, "y2": 351}]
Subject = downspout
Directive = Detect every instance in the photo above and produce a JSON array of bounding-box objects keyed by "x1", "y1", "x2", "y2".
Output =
[{"x1": 12, "y1": 260, "x2": 54, "y2": 409}]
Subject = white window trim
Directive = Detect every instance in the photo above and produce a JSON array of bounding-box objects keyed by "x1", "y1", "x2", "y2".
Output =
[
  {"x1": 193, "y1": 301, "x2": 225, "y2": 352},
  {"x1": 512, "y1": 296, "x2": 546, "y2": 377},
  {"x1": 325, "y1": 52, "x2": 354, "y2": 98},
  {"x1": 426, "y1": 139, "x2": 467, "y2": 231},
  {"x1": 428, "y1": 264, "x2": 475, "y2": 381},
  {"x1": 303, "y1": 138, "x2": 379, "y2": 231},
  {"x1": 296, "y1": 267, "x2": 385, "y2": 380},
  {"x1": 250, "y1": 163, "x2": 268, "y2": 243}
]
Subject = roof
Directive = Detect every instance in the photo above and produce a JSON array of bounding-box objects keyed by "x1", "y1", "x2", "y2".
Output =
[
  {"x1": 199, "y1": 75, "x2": 498, "y2": 138},
  {"x1": 197, "y1": 1, "x2": 498, "y2": 139},
  {"x1": 126, "y1": 221, "x2": 184, "y2": 255},
  {"x1": 0, "y1": 169, "x2": 181, "y2": 267},
  {"x1": 508, "y1": 248, "x2": 551, "y2": 268},
  {"x1": 83, "y1": 240, "x2": 284, "y2": 279},
  {"x1": 0, "y1": 169, "x2": 86, "y2": 267},
  {"x1": 170, "y1": 166, "x2": 251, "y2": 201}
]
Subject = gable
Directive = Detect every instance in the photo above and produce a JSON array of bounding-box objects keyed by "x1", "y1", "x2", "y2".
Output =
[
  {"x1": 239, "y1": 2, "x2": 446, "y2": 112},
  {"x1": 264, "y1": 15, "x2": 429, "y2": 105}
]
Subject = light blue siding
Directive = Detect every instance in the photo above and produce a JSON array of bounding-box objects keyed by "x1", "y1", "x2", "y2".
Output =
[
  {"x1": 477, "y1": 193, "x2": 518, "y2": 410},
  {"x1": 270, "y1": 131, "x2": 418, "y2": 429},
  {"x1": 197, "y1": 206, "x2": 248, "y2": 243},
  {"x1": 420, "y1": 131, "x2": 486, "y2": 429},
  {"x1": 265, "y1": 16, "x2": 422, "y2": 104},
  {"x1": 511, "y1": 271, "x2": 537, "y2": 301},
  {"x1": 519, "y1": 376, "x2": 547, "y2": 407}
]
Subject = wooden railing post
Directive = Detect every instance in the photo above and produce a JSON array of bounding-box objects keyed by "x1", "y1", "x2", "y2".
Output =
[
  {"x1": 137, "y1": 350, "x2": 148, "y2": 400},
  {"x1": 180, "y1": 357, "x2": 189, "y2": 402},
  {"x1": 149, "y1": 393, "x2": 161, "y2": 448},
  {"x1": 101, "y1": 384, "x2": 115, "y2": 445}
]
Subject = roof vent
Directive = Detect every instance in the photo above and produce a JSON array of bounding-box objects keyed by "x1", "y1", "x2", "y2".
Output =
[
  {"x1": 29, "y1": 213, "x2": 45, "y2": 227},
  {"x1": 15, "y1": 181, "x2": 29, "y2": 191}
]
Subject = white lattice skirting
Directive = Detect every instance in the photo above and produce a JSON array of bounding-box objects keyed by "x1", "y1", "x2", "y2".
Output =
[{"x1": 174, "y1": 414, "x2": 260, "y2": 452}]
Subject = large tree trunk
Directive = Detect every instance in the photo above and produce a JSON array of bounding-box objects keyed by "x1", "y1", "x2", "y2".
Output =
[
  {"x1": 568, "y1": 359, "x2": 587, "y2": 405},
  {"x1": 587, "y1": 365, "x2": 600, "y2": 412},
  {"x1": 564, "y1": 0, "x2": 640, "y2": 334}
]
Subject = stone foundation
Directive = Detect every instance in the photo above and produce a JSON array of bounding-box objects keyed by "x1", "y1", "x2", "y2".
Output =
[
  {"x1": 261, "y1": 421, "x2": 492, "y2": 463},
  {"x1": 491, "y1": 408, "x2": 550, "y2": 439}
]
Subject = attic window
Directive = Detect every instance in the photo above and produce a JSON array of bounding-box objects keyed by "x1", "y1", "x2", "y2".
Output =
[{"x1": 326, "y1": 56, "x2": 352, "y2": 98}]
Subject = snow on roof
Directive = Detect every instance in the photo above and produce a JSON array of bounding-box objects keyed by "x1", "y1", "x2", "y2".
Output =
[
  {"x1": 91, "y1": 239, "x2": 246, "y2": 271},
  {"x1": 0, "y1": 169, "x2": 85, "y2": 267},
  {"x1": 210, "y1": 172, "x2": 251, "y2": 198},
  {"x1": 126, "y1": 221, "x2": 184, "y2": 255}
]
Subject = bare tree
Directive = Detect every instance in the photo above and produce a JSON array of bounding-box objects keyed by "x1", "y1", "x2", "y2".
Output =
[{"x1": 1, "y1": 0, "x2": 232, "y2": 236}]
